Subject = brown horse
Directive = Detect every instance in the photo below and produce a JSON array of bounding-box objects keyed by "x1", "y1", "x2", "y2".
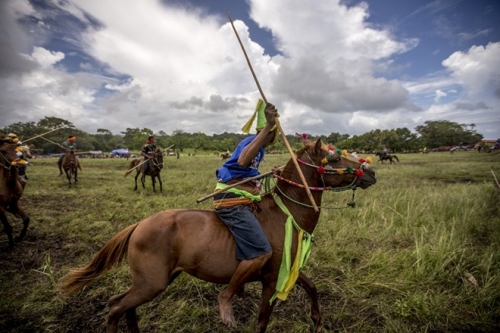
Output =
[
  {"x1": 62, "y1": 150, "x2": 82, "y2": 186},
  {"x1": 124, "y1": 148, "x2": 164, "y2": 192},
  {"x1": 220, "y1": 152, "x2": 231, "y2": 160},
  {"x1": 58, "y1": 139, "x2": 376, "y2": 332},
  {"x1": 0, "y1": 139, "x2": 30, "y2": 249}
]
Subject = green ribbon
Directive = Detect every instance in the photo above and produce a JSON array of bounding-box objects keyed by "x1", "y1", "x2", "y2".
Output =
[{"x1": 270, "y1": 193, "x2": 314, "y2": 303}]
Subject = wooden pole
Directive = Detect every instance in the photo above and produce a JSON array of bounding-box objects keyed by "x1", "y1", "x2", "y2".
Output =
[
  {"x1": 38, "y1": 136, "x2": 68, "y2": 150},
  {"x1": 227, "y1": 11, "x2": 319, "y2": 212},
  {"x1": 124, "y1": 159, "x2": 149, "y2": 177},
  {"x1": 196, "y1": 165, "x2": 285, "y2": 203},
  {"x1": 23, "y1": 128, "x2": 63, "y2": 143}
]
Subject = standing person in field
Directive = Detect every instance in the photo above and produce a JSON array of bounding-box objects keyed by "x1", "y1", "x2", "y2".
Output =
[
  {"x1": 140, "y1": 136, "x2": 156, "y2": 173},
  {"x1": 213, "y1": 99, "x2": 279, "y2": 328},
  {"x1": 58, "y1": 135, "x2": 77, "y2": 176}
]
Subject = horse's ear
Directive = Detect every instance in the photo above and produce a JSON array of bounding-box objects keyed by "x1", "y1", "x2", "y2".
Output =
[{"x1": 314, "y1": 138, "x2": 322, "y2": 155}]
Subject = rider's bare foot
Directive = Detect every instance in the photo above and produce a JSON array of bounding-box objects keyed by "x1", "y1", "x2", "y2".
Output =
[{"x1": 218, "y1": 291, "x2": 237, "y2": 328}]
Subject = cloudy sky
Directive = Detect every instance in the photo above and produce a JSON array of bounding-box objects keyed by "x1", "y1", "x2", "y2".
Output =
[{"x1": 1, "y1": 0, "x2": 499, "y2": 139}]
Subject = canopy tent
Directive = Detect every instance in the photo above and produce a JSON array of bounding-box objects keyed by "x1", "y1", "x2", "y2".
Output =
[{"x1": 110, "y1": 148, "x2": 130, "y2": 157}]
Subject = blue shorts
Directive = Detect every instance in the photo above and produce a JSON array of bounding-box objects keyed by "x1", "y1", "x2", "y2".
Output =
[{"x1": 216, "y1": 205, "x2": 272, "y2": 260}]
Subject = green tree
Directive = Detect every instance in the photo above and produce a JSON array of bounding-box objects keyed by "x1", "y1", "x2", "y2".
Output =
[
  {"x1": 37, "y1": 117, "x2": 75, "y2": 130},
  {"x1": 415, "y1": 120, "x2": 483, "y2": 148}
]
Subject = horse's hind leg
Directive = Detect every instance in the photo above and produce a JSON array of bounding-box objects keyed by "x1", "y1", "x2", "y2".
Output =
[
  {"x1": 134, "y1": 172, "x2": 140, "y2": 191},
  {"x1": 107, "y1": 284, "x2": 165, "y2": 333},
  {"x1": 158, "y1": 176, "x2": 163, "y2": 193},
  {"x1": 13, "y1": 203, "x2": 30, "y2": 243},
  {"x1": 107, "y1": 251, "x2": 173, "y2": 332},
  {"x1": 297, "y1": 273, "x2": 322, "y2": 332}
]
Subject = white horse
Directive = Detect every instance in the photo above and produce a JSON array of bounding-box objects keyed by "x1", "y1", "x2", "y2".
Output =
[{"x1": 17, "y1": 145, "x2": 33, "y2": 180}]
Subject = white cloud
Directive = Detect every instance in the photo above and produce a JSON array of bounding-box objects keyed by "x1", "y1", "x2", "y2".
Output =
[
  {"x1": 442, "y1": 42, "x2": 500, "y2": 98},
  {"x1": 0, "y1": 0, "x2": 498, "y2": 140}
]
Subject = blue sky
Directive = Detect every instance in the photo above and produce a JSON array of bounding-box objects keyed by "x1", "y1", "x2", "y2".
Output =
[{"x1": 1, "y1": 0, "x2": 499, "y2": 139}]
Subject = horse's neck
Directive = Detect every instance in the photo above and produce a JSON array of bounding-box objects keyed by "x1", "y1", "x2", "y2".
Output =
[
  {"x1": 0, "y1": 166, "x2": 19, "y2": 189},
  {"x1": 273, "y1": 164, "x2": 323, "y2": 234}
]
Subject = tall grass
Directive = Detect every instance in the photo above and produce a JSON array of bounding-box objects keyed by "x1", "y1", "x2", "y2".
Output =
[{"x1": 0, "y1": 151, "x2": 499, "y2": 332}]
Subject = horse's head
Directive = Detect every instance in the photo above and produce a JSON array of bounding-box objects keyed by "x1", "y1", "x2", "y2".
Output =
[
  {"x1": 0, "y1": 139, "x2": 21, "y2": 169},
  {"x1": 21, "y1": 145, "x2": 32, "y2": 159},
  {"x1": 154, "y1": 148, "x2": 164, "y2": 170},
  {"x1": 287, "y1": 139, "x2": 376, "y2": 190}
]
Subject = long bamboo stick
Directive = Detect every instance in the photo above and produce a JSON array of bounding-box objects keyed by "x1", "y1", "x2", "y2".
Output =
[
  {"x1": 38, "y1": 136, "x2": 68, "y2": 150},
  {"x1": 227, "y1": 11, "x2": 319, "y2": 212},
  {"x1": 23, "y1": 128, "x2": 63, "y2": 143}
]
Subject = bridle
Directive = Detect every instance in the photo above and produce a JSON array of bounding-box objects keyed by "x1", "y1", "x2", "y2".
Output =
[
  {"x1": 270, "y1": 149, "x2": 370, "y2": 209},
  {"x1": 151, "y1": 151, "x2": 164, "y2": 170}
]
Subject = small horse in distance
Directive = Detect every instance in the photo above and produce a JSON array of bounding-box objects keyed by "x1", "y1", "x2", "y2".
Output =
[
  {"x1": 375, "y1": 151, "x2": 400, "y2": 164},
  {"x1": 220, "y1": 152, "x2": 231, "y2": 160},
  {"x1": 62, "y1": 150, "x2": 82, "y2": 186},
  {"x1": 124, "y1": 148, "x2": 164, "y2": 192},
  {"x1": 58, "y1": 139, "x2": 376, "y2": 332},
  {"x1": 0, "y1": 138, "x2": 30, "y2": 249}
]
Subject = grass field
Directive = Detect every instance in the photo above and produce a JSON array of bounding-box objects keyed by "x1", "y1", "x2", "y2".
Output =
[{"x1": 1, "y1": 150, "x2": 499, "y2": 332}]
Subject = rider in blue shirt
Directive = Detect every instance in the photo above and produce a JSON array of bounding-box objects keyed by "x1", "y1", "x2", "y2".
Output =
[{"x1": 213, "y1": 99, "x2": 279, "y2": 328}]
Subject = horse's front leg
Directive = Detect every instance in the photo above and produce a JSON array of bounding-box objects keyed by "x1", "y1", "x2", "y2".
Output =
[
  {"x1": 0, "y1": 213, "x2": 14, "y2": 249},
  {"x1": 141, "y1": 174, "x2": 146, "y2": 189},
  {"x1": 297, "y1": 273, "x2": 322, "y2": 332},
  {"x1": 74, "y1": 166, "x2": 78, "y2": 183},
  {"x1": 158, "y1": 175, "x2": 163, "y2": 193},
  {"x1": 255, "y1": 283, "x2": 277, "y2": 333},
  {"x1": 65, "y1": 170, "x2": 72, "y2": 186},
  {"x1": 151, "y1": 175, "x2": 156, "y2": 192}
]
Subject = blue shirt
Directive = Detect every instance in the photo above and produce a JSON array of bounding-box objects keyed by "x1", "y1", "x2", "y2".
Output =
[{"x1": 216, "y1": 135, "x2": 264, "y2": 182}]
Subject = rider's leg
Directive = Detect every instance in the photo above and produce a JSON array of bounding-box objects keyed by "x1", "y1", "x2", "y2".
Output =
[{"x1": 215, "y1": 205, "x2": 272, "y2": 328}]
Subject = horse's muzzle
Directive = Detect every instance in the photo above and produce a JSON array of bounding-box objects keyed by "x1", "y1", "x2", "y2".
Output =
[{"x1": 357, "y1": 169, "x2": 376, "y2": 189}]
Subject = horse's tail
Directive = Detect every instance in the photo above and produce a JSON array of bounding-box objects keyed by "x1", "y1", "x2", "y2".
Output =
[
  {"x1": 58, "y1": 223, "x2": 139, "y2": 296},
  {"x1": 394, "y1": 155, "x2": 400, "y2": 162},
  {"x1": 124, "y1": 159, "x2": 138, "y2": 178},
  {"x1": 77, "y1": 159, "x2": 82, "y2": 171}
]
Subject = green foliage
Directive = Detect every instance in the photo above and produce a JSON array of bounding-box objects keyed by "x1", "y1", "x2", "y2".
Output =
[{"x1": 415, "y1": 120, "x2": 483, "y2": 148}]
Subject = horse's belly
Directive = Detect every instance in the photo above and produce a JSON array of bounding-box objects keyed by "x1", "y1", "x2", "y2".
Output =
[{"x1": 132, "y1": 209, "x2": 240, "y2": 284}]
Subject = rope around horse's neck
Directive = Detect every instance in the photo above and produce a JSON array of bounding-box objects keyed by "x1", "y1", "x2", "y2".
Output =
[{"x1": 262, "y1": 173, "x2": 357, "y2": 209}]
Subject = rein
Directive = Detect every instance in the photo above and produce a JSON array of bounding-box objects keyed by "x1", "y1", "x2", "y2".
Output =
[{"x1": 0, "y1": 153, "x2": 12, "y2": 170}]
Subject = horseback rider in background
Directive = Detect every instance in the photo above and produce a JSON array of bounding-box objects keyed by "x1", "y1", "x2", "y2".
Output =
[
  {"x1": 141, "y1": 136, "x2": 156, "y2": 173},
  {"x1": 58, "y1": 136, "x2": 77, "y2": 176}
]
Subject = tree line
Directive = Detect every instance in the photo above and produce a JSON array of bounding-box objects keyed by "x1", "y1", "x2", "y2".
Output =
[{"x1": 1, "y1": 116, "x2": 484, "y2": 154}]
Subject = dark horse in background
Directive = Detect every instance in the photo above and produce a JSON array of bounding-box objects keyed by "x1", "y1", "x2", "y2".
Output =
[
  {"x1": 59, "y1": 139, "x2": 376, "y2": 333},
  {"x1": 124, "y1": 148, "x2": 164, "y2": 192},
  {"x1": 0, "y1": 138, "x2": 30, "y2": 249},
  {"x1": 220, "y1": 152, "x2": 231, "y2": 160},
  {"x1": 375, "y1": 152, "x2": 400, "y2": 164},
  {"x1": 62, "y1": 150, "x2": 82, "y2": 186}
]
